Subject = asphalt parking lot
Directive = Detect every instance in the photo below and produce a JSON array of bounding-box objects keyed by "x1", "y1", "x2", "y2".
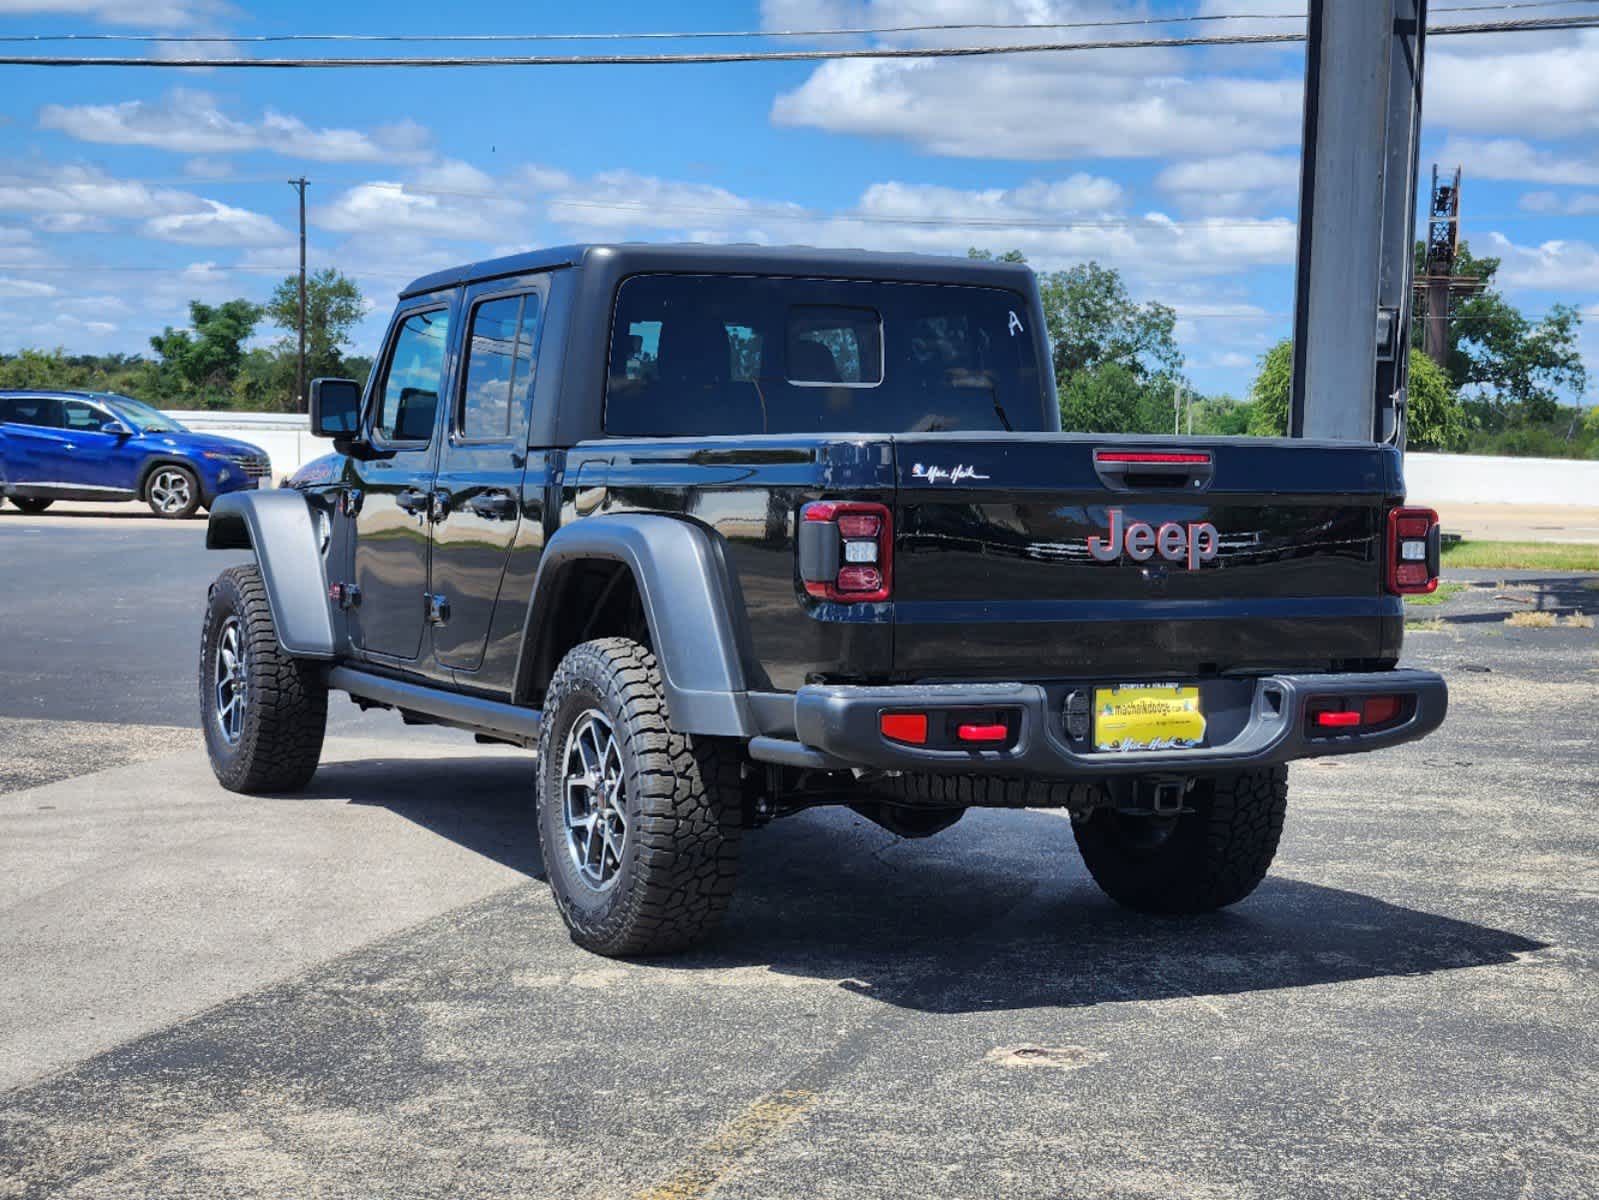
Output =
[{"x1": 1, "y1": 506, "x2": 1596, "y2": 1199}]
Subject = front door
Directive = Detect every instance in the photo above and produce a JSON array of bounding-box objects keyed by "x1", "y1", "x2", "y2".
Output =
[
  {"x1": 350, "y1": 301, "x2": 454, "y2": 662},
  {"x1": 429, "y1": 281, "x2": 545, "y2": 673},
  {"x1": 58, "y1": 398, "x2": 134, "y2": 491}
]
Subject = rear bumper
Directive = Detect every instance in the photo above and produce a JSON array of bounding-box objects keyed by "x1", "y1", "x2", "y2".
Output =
[{"x1": 747, "y1": 669, "x2": 1448, "y2": 778}]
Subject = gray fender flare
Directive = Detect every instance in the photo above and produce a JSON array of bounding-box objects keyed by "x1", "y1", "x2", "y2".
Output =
[
  {"x1": 206, "y1": 490, "x2": 335, "y2": 659},
  {"x1": 522, "y1": 514, "x2": 754, "y2": 737}
]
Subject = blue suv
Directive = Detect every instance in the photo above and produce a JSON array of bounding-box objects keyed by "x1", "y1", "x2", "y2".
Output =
[{"x1": 0, "y1": 390, "x2": 271, "y2": 519}]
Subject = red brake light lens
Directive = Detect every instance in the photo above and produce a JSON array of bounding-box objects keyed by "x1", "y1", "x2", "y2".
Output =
[
  {"x1": 1386, "y1": 506, "x2": 1440, "y2": 596},
  {"x1": 957, "y1": 723, "x2": 1010, "y2": 743},
  {"x1": 1315, "y1": 710, "x2": 1362, "y2": 728},
  {"x1": 1094, "y1": 451, "x2": 1212, "y2": 465},
  {"x1": 801, "y1": 501, "x2": 893, "y2": 603}
]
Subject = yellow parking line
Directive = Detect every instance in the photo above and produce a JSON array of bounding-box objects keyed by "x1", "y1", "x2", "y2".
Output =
[{"x1": 632, "y1": 1088, "x2": 818, "y2": 1200}]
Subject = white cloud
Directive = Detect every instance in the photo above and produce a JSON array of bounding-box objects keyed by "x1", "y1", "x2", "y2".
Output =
[
  {"x1": 316, "y1": 160, "x2": 525, "y2": 240},
  {"x1": 39, "y1": 90, "x2": 435, "y2": 165},
  {"x1": 1156, "y1": 152, "x2": 1299, "y2": 214},
  {"x1": 1428, "y1": 30, "x2": 1599, "y2": 138},
  {"x1": 1520, "y1": 190, "x2": 1599, "y2": 216},
  {"x1": 0, "y1": 277, "x2": 59, "y2": 298},
  {"x1": 1436, "y1": 138, "x2": 1599, "y2": 187},
  {"x1": 762, "y1": 1, "x2": 1303, "y2": 160},
  {"x1": 1484, "y1": 232, "x2": 1599, "y2": 293},
  {"x1": 0, "y1": 0, "x2": 227, "y2": 26},
  {"x1": 0, "y1": 164, "x2": 202, "y2": 221},
  {"x1": 142, "y1": 199, "x2": 288, "y2": 247}
]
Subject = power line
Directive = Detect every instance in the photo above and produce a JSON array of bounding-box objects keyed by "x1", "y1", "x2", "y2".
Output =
[
  {"x1": 1, "y1": 0, "x2": 1592, "y2": 45},
  {"x1": 1, "y1": 14, "x2": 1595, "y2": 68}
]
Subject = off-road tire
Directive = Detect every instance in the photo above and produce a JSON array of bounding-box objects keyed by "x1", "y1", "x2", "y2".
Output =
[
  {"x1": 11, "y1": 497, "x2": 54, "y2": 514},
  {"x1": 200, "y1": 564, "x2": 328, "y2": 793},
  {"x1": 536, "y1": 637, "x2": 743, "y2": 957},
  {"x1": 1073, "y1": 767, "x2": 1288, "y2": 914}
]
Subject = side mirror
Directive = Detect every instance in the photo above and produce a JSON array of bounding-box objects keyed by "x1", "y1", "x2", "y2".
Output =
[
  {"x1": 309, "y1": 377, "x2": 362, "y2": 439},
  {"x1": 101, "y1": 420, "x2": 134, "y2": 437}
]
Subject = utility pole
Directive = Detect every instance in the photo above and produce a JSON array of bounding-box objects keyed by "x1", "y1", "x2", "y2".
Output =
[
  {"x1": 288, "y1": 177, "x2": 309, "y2": 413},
  {"x1": 1173, "y1": 380, "x2": 1181, "y2": 436}
]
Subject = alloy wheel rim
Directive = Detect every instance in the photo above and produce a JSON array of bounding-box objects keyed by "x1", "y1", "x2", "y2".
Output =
[
  {"x1": 151, "y1": 470, "x2": 192, "y2": 514},
  {"x1": 561, "y1": 709, "x2": 628, "y2": 890},
  {"x1": 214, "y1": 617, "x2": 247, "y2": 745}
]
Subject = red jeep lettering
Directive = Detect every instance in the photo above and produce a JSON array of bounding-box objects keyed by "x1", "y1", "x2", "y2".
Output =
[{"x1": 1088, "y1": 509, "x2": 1219, "y2": 570}]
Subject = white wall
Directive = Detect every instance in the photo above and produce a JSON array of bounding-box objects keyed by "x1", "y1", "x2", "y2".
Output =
[
  {"x1": 1405, "y1": 452, "x2": 1599, "y2": 508},
  {"x1": 166, "y1": 412, "x2": 1599, "y2": 505},
  {"x1": 167, "y1": 411, "x2": 320, "y2": 484}
]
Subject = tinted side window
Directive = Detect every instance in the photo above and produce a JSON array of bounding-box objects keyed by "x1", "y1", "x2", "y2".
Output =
[
  {"x1": 2, "y1": 397, "x2": 61, "y2": 428},
  {"x1": 376, "y1": 308, "x2": 451, "y2": 443},
  {"x1": 459, "y1": 293, "x2": 541, "y2": 441},
  {"x1": 61, "y1": 400, "x2": 110, "y2": 432}
]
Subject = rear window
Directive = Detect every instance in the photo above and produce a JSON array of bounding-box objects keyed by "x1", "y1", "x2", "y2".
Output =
[{"x1": 605, "y1": 274, "x2": 1047, "y2": 436}]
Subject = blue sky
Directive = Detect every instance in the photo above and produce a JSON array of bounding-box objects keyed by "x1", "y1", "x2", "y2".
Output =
[{"x1": 2, "y1": 0, "x2": 1597, "y2": 403}]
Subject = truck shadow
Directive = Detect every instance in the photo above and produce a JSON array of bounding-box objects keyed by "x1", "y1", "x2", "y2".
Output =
[{"x1": 307, "y1": 755, "x2": 1546, "y2": 1015}]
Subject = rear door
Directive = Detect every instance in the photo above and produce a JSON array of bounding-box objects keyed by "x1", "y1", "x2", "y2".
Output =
[
  {"x1": 889, "y1": 435, "x2": 1399, "y2": 680},
  {"x1": 428, "y1": 278, "x2": 545, "y2": 673},
  {"x1": 0, "y1": 396, "x2": 65, "y2": 487}
]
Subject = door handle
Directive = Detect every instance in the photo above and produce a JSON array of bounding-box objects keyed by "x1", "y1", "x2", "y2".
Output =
[
  {"x1": 468, "y1": 490, "x2": 519, "y2": 520},
  {"x1": 395, "y1": 486, "x2": 430, "y2": 515},
  {"x1": 429, "y1": 489, "x2": 451, "y2": 524}
]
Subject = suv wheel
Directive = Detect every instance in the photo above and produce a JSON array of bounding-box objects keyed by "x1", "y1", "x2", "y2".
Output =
[
  {"x1": 11, "y1": 497, "x2": 54, "y2": 514},
  {"x1": 147, "y1": 465, "x2": 201, "y2": 519},
  {"x1": 1073, "y1": 767, "x2": 1288, "y2": 913},
  {"x1": 200, "y1": 564, "x2": 328, "y2": 793},
  {"x1": 536, "y1": 637, "x2": 743, "y2": 957}
]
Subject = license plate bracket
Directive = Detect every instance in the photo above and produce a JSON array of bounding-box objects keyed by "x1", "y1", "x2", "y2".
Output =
[{"x1": 1093, "y1": 683, "x2": 1206, "y2": 752}]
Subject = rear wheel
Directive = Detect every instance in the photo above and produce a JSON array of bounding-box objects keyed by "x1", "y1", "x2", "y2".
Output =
[
  {"x1": 1073, "y1": 768, "x2": 1288, "y2": 913},
  {"x1": 147, "y1": 465, "x2": 201, "y2": 519},
  {"x1": 11, "y1": 497, "x2": 54, "y2": 514},
  {"x1": 536, "y1": 637, "x2": 743, "y2": 957},
  {"x1": 200, "y1": 564, "x2": 328, "y2": 793}
]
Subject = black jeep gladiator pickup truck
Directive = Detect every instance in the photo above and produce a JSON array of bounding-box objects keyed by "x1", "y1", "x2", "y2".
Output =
[{"x1": 200, "y1": 243, "x2": 1448, "y2": 956}]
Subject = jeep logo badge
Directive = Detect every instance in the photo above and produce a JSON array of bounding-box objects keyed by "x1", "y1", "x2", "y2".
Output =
[{"x1": 1088, "y1": 508, "x2": 1219, "y2": 570}]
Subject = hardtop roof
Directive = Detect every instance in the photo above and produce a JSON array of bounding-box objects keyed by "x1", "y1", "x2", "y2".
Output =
[{"x1": 398, "y1": 242, "x2": 1034, "y2": 300}]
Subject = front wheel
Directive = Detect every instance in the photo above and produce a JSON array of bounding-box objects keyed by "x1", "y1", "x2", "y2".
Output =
[
  {"x1": 536, "y1": 637, "x2": 743, "y2": 957},
  {"x1": 1073, "y1": 768, "x2": 1288, "y2": 914},
  {"x1": 11, "y1": 497, "x2": 54, "y2": 514},
  {"x1": 200, "y1": 564, "x2": 328, "y2": 793},
  {"x1": 147, "y1": 465, "x2": 201, "y2": 518}
]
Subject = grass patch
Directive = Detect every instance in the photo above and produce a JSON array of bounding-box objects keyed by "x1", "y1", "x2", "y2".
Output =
[
  {"x1": 1405, "y1": 582, "x2": 1467, "y2": 607},
  {"x1": 1441, "y1": 540, "x2": 1599, "y2": 571},
  {"x1": 1405, "y1": 618, "x2": 1448, "y2": 633},
  {"x1": 1505, "y1": 611, "x2": 1558, "y2": 629},
  {"x1": 1583, "y1": 579, "x2": 1599, "y2": 592}
]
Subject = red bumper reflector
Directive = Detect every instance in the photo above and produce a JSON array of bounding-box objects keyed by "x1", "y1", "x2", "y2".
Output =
[
  {"x1": 1314, "y1": 710, "x2": 1362, "y2": 728},
  {"x1": 957, "y1": 723, "x2": 1009, "y2": 743},
  {"x1": 1362, "y1": 696, "x2": 1402, "y2": 725},
  {"x1": 880, "y1": 713, "x2": 928, "y2": 745}
]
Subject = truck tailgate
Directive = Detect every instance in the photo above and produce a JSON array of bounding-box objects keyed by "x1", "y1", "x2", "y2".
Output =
[{"x1": 890, "y1": 435, "x2": 1403, "y2": 680}]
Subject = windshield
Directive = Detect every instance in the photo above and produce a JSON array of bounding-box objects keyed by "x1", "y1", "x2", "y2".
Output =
[
  {"x1": 105, "y1": 395, "x2": 188, "y2": 434},
  {"x1": 605, "y1": 274, "x2": 1049, "y2": 436}
]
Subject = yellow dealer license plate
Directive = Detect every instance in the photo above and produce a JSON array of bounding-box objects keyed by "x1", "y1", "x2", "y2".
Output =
[{"x1": 1093, "y1": 684, "x2": 1206, "y2": 752}]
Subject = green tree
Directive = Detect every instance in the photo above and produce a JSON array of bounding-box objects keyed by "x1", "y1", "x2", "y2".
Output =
[
  {"x1": 1059, "y1": 361, "x2": 1148, "y2": 433},
  {"x1": 1189, "y1": 393, "x2": 1254, "y2": 436},
  {"x1": 266, "y1": 268, "x2": 366, "y2": 382},
  {"x1": 1414, "y1": 241, "x2": 1586, "y2": 420},
  {"x1": 1039, "y1": 261, "x2": 1182, "y2": 385},
  {"x1": 149, "y1": 298, "x2": 262, "y2": 402},
  {"x1": 1246, "y1": 340, "x2": 1294, "y2": 436},
  {"x1": 1405, "y1": 348, "x2": 1469, "y2": 451},
  {"x1": 1245, "y1": 338, "x2": 1468, "y2": 450}
]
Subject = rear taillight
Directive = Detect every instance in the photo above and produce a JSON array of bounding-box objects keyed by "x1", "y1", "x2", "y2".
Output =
[
  {"x1": 1386, "y1": 506, "x2": 1441, "y2": 595},
  {"x1": 799, "y1": 501, "x2": 893, "y2": 602},
  {"x1": 1307, "y1": 693, "x2": 1410, "y2": 734}
]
